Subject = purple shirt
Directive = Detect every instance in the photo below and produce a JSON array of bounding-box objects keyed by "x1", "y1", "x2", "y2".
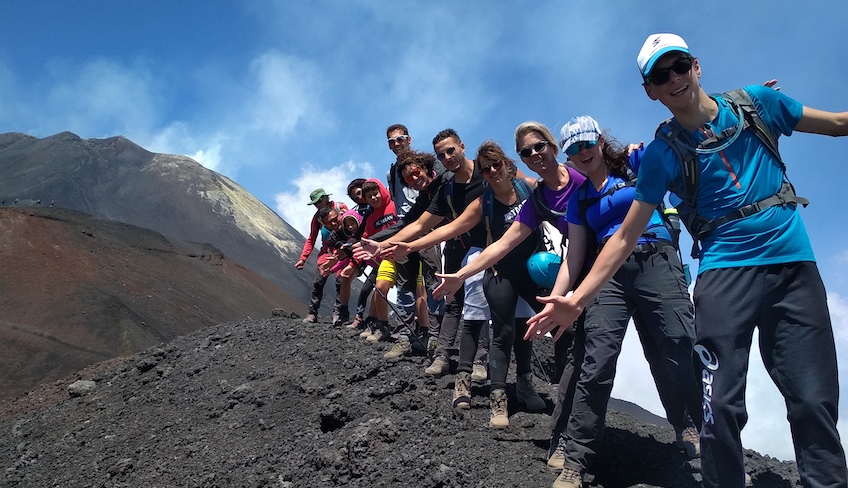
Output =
[{"x1": 515, "y1": 165, "x2": 586, "y2": 238}]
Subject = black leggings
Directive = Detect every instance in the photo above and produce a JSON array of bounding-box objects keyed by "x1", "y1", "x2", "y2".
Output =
[{"x1": 483, "y1": 267, "x2": 544, "y2": 391}]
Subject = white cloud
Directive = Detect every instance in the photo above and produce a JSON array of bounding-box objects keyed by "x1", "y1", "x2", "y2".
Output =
[
  {"x1": 274, "y1": 160, "x2": 374, "y2": 238},
  {"x1": 44, "y1": 58, "x2": 161, "y2": 139},
  {"x1": 245, "y1": 52, "x2": 329, "y2": 138}
]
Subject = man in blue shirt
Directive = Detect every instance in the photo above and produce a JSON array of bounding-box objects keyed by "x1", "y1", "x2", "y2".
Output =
[{"x1": 528, "y1": 33, "x2": 848, "y2": 488}]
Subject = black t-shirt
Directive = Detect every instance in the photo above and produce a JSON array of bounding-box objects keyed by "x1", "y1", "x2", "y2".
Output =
[
  {"x1": 427, "y1": 166, "x2": 487, "y2": 250},
  {"x1": 488, "y1": 190, "x2": 542, "y2": 274}
]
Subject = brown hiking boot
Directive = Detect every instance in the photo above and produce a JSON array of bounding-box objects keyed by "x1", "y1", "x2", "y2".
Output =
[
  {"x1": 452, "y1": 372, "x2": 471, "y2": 409},
  {"x1": 674, "y1": 424, "x2": 701, "y2": 458},
  {"x1": 489, "y1": 389, "x2": 509, "y2": 429},
  {"x1": 552, "y1": 467, "x2": 582, "y2": 488},
  {"x1": 383, "y1": 337, "x2": 411, "y2": 359},
  {"x1": 424, "y1": 355, "x2": 449, "y2": 377}
]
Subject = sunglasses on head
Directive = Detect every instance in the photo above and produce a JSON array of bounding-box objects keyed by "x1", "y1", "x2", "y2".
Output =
[
  {"x1": 565, "y1": 139, "x2": 599, "y2": 156},
  {"x1": 518, "y1": 141, "x2": 548, "y2": 158},
  {"x1": 645, "y1": 56, "x2": 693, "y2": 85},
  {"x1": 402, "y1": 167, "x2": 423, "y2": 183},
  {"x1": 480, "y1": 160, "x2": 504, "y2": 174},
  {"x1": 436, "y1": 146, "x2": 456, "y2": 161},
  {"x1": 388, "y1": 134, "x2": 410, "y2": 145}
]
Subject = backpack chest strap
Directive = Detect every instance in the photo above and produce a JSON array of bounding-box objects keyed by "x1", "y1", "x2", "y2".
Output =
[{"x1": 695, "y1": 182, "x2": 809, "y2": 240}]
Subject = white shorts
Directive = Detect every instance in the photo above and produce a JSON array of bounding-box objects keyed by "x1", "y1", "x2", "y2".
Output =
[{"x1": 461, "y1": 247, "x2": 534, "y2": 320}]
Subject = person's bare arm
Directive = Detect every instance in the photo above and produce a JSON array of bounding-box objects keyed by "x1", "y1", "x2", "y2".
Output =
[
  {"x1": 795, "y1": 106, "x2": 848, "y2": 136},
  {"x1": 433, "y1": 220, "x2": 533, "y2": 299},
  {"x1": 390, "y1": 198, "x2": 482, "y2": 260}
]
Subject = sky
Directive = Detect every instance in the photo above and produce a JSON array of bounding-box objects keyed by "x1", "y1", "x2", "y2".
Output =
[{"x1": 2, "y1": 1, "x2": 847, "y2": 462}]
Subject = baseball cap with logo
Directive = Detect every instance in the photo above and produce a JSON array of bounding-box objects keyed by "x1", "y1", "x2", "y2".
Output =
[
  {"x1": 308, "y1": 188, "x2": 331, "y2": 205},
  {"x1": 637, "y1": 33, "x2": 690, "y2": 79},
  {"x1": 559, "y1": 115, "x2": 601, "y2": 152}
]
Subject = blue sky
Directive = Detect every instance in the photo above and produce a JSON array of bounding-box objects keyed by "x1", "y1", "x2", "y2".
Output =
[{"x1": 2, "y1": 1, "x2": 847, "y2": 461}]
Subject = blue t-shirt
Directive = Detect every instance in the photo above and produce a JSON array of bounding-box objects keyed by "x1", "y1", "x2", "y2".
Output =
[
  {"x1": 566, "y1": 148, "x2": 671, "y2": 245},
  {"x1": 635, "y1": 85, "x2": 811, "y2": 274}
]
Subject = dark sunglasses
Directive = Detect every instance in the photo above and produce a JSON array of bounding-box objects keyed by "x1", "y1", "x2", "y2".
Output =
[
  {"x1": 402, "y1": 167, "x2": 423, "y2": 183},
  {"x1": 388, "y1": 134, "x2": 410, "y2": 145},
  {"x1": 436, "y1": 146, "x2": 456, "y2": 161},
  {"x1": 518, "y1": 141, "x2": 548, "y2": 158},
  {"x1": 645, "y1": 56, "x2": 693, "y2": 85},
  {"x1": 565, "y1": 140, "x2": 599, "y2": 156},
  {"x1": 480, "y1": 160, "x2": 504, "y2": 174}
]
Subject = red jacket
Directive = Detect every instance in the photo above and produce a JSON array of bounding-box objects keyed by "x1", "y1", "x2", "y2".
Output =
[{"x1": 361, "y1": 179, "x2": 397, "y2": 239}]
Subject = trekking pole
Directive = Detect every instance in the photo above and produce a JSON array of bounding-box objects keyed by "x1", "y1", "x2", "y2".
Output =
[
  {"x1": 531, "y1": 345, "x2": 555, "y2": 385},
  {"x1": 341, "y1": 245, "x2": 434, "y2": 360}
]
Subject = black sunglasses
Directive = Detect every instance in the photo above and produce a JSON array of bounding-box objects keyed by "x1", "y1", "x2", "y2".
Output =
[
  {"x1": 645, "y1": 56, "x2": 693, "y2": 85},
  {"x1": 480, "y1": 160, "x2": 504, "y2": 174},
  {"x1": 518, "y1": 141, "x2": 548, "y2": 158},
  {"x1": 436, "y1": 146, "x2": 456, "y2": 161}
]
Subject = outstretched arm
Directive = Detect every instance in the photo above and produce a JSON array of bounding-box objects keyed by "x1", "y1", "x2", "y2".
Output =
[
  {"x1": 525, "y1": 201, "x2": 655, "y2": 340},
  {"x1": 433, "y1": 220, "x2": 534, "y2": 299},
  {"x1": 795, "y1": 106, "x2": 848, "y2": 136},
  {"x1": 390, "y1": 198, "x2": 483, "y2": 260}
]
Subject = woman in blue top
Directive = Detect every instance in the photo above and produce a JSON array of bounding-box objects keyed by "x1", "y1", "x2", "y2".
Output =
[{"x1": 543, "y1": 116, "x2": 702, "y2": 488}]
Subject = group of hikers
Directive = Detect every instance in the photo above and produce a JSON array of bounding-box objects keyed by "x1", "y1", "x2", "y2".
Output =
[{"x1": 294, "y1": 33, "x2": 848, "y2": 488}]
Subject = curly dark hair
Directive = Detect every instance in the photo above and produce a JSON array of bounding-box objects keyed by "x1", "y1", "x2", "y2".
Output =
[
  {"x1": 597, "y1": 132, "x2": 631, "y2": 179},
  {"x1": 396, "y1": 150, "x2": 436, "y2": 187},
  {"x1": 475, "y1": 140, "x2": 517, "y2": 179}
]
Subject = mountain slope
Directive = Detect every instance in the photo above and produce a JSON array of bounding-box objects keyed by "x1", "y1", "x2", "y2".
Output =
[
  {"x1": 0, "y1": 131, "x2": 313, "y2": 304},
  {"x1": 0, "y1": 206, "x2": 305, "y2": 400}
]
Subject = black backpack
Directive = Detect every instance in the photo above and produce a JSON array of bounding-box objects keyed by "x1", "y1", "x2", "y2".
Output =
[{"x1": 655, "y1": 88, "x2": 809, "y2": 258}]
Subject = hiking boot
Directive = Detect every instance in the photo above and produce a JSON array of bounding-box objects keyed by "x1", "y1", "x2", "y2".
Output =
[
  {"x1": 424, "y1": 355, "x2": 449, "y2": 377},
  {"x1": 366, "y1": 323, "x2": 390, "y2": 342},
  {"x1": 547, "y1": 443, "x2": 565, "y2": 471},
  {"x1": 674, "y1": 424, "x2": 701, "y2": 458},
  {"x1": 516, "y1": 372, "x2": 546, "y2": 411},
  {"x1": 383, "y1": 337, "x2": 411, "y2": 359},
  {"x1": 745, "y1": 473, "x2": 753, "y2": 487},
  {"x1": 552, "y1": 467, "x2": 582, "y2": 488},
  {"x1": 302, "y1": 313, "x2": 318, "y2": 324},
  {"x1": 489, "y1": 389, "x2": 509, "y2": 429},
  {"x1": 471, "y1": 361, "x2": 488, "y2": 383},
  {"x1": 453, "y1": 372, "x2": 471, "y2": 410}
]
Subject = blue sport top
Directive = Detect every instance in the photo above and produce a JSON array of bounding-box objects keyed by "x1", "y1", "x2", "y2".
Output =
[
  {"x1": 635, "y1": 85, "x2": 811, "y2": 274},
  {"x1": 566, "y1": 147, "x2": 671, "y2": 246}
]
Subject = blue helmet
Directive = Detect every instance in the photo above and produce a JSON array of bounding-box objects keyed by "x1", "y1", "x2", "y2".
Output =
[{"x1": 526, "y1": 252, "x2": 562, "y2": 289}]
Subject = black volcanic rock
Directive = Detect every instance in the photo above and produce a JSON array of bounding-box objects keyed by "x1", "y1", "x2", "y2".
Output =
[
  {"x1": 0, "y1": 131, "x2": 314, "y2": 305},
  {"x1": 0, "y1": 316, "x2": 801, "y2": 487}
]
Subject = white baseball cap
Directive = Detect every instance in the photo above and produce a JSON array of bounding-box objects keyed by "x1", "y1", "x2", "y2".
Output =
[{"x1": 637, "y1": 33, "x2": 690, "y2": 78}]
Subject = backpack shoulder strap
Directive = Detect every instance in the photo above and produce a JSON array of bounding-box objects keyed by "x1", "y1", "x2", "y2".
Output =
[
  {"x1": 722, "y1": 89, "x2": 785, "y2": 170},
  {"x1": 529, "y1": 181, "x2": 565, "y2": 224},
  {"x1": 482, "y1": 186, "x2": 494, "y2": 245},
  {"x1": 443, "y1": 177, "x2": 456, "y2": 219}
]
